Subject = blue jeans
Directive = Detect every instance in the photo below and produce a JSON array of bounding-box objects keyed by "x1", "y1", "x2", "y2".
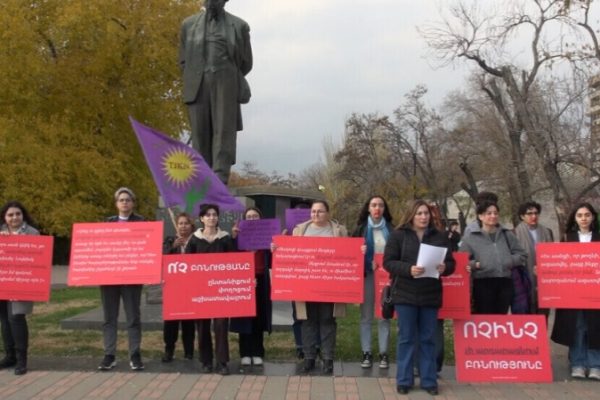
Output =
[
  {"x1": 569, "y1": 310, "x2": 600, "y2": 369},
  {"x1": 395, "y1": 304, "x2": 438, "y2": 389}
]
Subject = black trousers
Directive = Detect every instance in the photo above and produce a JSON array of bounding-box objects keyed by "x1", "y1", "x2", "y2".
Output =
[
  {"x1": 473, "y1": 277, "x2": 513, "y2": 314},
  {"x1": 0, "y1": 301, "x2": 28, "y2": 356},
  {"x1": 163, "y1": 320, "x2": 195, "y2": 356},
  {"x1": 197, "y1": 318, "x2": 229, "y2": 365}
]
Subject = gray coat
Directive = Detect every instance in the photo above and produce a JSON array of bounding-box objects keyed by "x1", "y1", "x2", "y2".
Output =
[
  {"x1": 459, "y1": 224, "x2": 527, "y2": 279},
  {"x1": 1, "y1": 223, "x2": 40, "y2": 315}
]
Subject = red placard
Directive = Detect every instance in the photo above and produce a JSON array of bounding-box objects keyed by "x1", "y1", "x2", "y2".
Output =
[
  {"x1": 162, "y1": 252, "x2": 255, "y2": 320},
  {"x1": 68, "y1": 222, "x2": 163, "y2": 286},
  {"x1": 438, "y1": 252, "x2": 471, "y2": 320},
  {"x1": 454, "y1": 315, "x2": 552, "y2": 383},
  {"x1": 271, "y1": 235, "x2": 363, "y2": 303},
  {"x1": 537, "y1": 242, "x2": 600, "y2": 309},
  {"x1": 0, "y1": 235, "x2": 53, "y2": 302},
  {"x1": 373, "y1": 254, "x2": 394, "y2": 319}
]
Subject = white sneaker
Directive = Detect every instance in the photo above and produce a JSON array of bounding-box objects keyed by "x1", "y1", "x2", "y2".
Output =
[
  {"x1": 588, "y1": 368, "x2": 600, "y2": 380},
  {"x1": 571, "y1": 366, "x2": 586, "y2": 379},
  {"x1": 241, "y1": 357, "x2": 251, "y2": 366},
  {"x1": 252, "y1": 357, "x2": 263, "y2": 366}
]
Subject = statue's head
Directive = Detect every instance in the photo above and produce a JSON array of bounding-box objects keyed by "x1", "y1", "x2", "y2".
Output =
[{"x1": 206, "y1": 0, "x2": 227, "y2": 14}]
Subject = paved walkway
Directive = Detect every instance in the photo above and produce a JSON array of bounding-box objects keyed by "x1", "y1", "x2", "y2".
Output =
[{"x1": 1, "y1": 358, "x2": 599, "y2": 400}]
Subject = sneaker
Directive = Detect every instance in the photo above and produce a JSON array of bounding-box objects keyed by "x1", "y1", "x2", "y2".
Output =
[
  {"x1": 296, "y1": 348, "x2": 305, "y2": 360},
  {"x1": 201, "y1": 363, "x2": 213, "y2": 373},
  {"x1": 361, "y1": 352, "x2": 373, "y2": 368},
  {"x1": 588, "y1": 368, "x2": 600, "y2": 380},
  {"x1": 98, "y1": 355, "x2": 116, "y2": 371},
  {"x1": 241, "y1": 356, "x2": 252, "y2": 366},
  {"x1": 302, "y1": 358, "x2": 315, "y2": 373},
  {"x1": 216, "y1": 362, "x2": 229, "y2": 375},
  {"x1": 129, "y1": 353, "x2": 144, "y2": 371},
  {"x1": 379, "y1": 353, "x2": 389, "y2": 369},
  {"x1": 322, "y1": 359, "x2": 333, "y2": 374},
  {"x1": 161, "y1": 350, "x2": 174, "y2": 363},
  {"x1": 396, "y1": 385, "x2": 410, "y2": 394},
  {"x1": 571, "y1": 366, "x2": 586, "y2": 379},
  {"x1": 252, "y1": 356, "x2": 263, "y2": 366}
]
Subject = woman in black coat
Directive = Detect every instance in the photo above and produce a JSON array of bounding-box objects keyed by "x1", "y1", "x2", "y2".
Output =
[
  {"x1": 551, "y1": 202, "x2": 600, "y2": 380},
  {"x1": 383, "y1": 200, "x2": 455, "y2": 396},
  {"x1": 161, "y1": 212, "x2": 196, "y2": 362}
]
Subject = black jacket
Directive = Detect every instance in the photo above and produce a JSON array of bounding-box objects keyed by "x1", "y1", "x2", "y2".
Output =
[
  {"x1": 383, "y1": 226, "x2": 455, "y2": 308},
  {"x1": 551, "y1": 231, "x2": 600, "y2": 349},
  {"x1": 106, "y1": 213, "x2": 144, "y2": 222}
]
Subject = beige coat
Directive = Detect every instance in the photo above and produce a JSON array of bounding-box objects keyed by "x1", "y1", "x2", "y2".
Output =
[{"x1": 292, "y1": 219, "x2": 348, "y2": 320}]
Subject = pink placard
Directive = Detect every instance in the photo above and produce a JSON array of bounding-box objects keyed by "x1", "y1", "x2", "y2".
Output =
[
  {"x1": 438, "y1": 252, "x2": 471, "y2": 320},
  {"x1": 537, "y1": 242, "x2": 600, "y2": 309},
  {"x1": 162, "y1": 252, "x2": 255, "y2": 320},
  {"x1": 271, "y1": 235, "x2": 363, "y2": 303},
  {"x1": 454, "y1": 315, "x2": 552, "y2": 383},
  {"x1": 0, "y1": 235, "x2": 53, "y2": 302},
  {"x1": 68, "y1": 222, "x2": 163, "y2": 286}
]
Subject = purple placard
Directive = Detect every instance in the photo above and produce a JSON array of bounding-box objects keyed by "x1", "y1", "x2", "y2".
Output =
[
  {"x1": 285, "y1": 209, "x2": 311, "y2": 235},
  {"x1": 237, "y1": 218, "x2": 282, "y2": 250}
]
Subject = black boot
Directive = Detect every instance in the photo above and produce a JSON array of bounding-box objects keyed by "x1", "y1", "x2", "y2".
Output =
[
  {"x1": 322, "y1": 359, "x2": 333, "y2": 374},
  {"x1": 14, "y1": 350, "x2": 27, "y2": 375},
  {"x1": 302, "y1": 358, "x2": 315, "y2": 373},
  {"x1": 161, "y1": 348, "x2": 174, "y2": 363},
  {"x1": 0, "y1": 350, "x2": 16, "y2": 369}
]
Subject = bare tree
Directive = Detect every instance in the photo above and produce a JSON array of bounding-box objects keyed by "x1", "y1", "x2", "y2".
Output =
[{"x1": 421, "y1": 0, "x2": 600, "y2": 232}]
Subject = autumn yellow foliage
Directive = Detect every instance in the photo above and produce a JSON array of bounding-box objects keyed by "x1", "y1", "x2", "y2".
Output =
[{"x1": 0, "y1": 0, "x2": 199, "y2": 236}]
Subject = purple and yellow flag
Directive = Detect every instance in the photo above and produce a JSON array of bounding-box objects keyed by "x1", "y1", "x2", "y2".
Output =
[{"x1": 129, "y1": 117, "x2": 245, "y2": 214}]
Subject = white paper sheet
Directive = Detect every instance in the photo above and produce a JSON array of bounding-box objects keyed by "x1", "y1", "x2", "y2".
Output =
[{"x1": 415, "y1": 243, "x2": 447, "y2": 279}]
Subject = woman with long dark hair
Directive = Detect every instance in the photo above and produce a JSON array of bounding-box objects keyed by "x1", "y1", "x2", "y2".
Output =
[
  {"x1": 161, "y1": 212, "x2": 196, "y2": 362},
  {"x1": 353, "y1": 196, "x2": 393, "y2": 369},
  {"x1": 551, "y1": 202, "x2": 600, "y2": 380},
  {"x1": 230, "y1": 207, "x2": 272, "y2": 367},
  {"x1": 0, "y1": 201, "x2": 39, "y2": 375},
  {"x1": 383, "y1": 200, "x2": 455, "y2": 395}
]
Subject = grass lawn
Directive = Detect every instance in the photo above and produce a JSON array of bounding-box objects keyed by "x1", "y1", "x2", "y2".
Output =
[{"x1": 28, "y1": 287, "x2": 455, "y2": 365}]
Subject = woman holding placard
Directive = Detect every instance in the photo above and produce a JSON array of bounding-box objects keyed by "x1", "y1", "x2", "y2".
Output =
[
  {"x1": 292, "y1": 200, "x2": 348, "y2": 375},
  {"x1": 352, "y1": 196, "x2": 393, "y2": 369},
  {"x1": 383, "y1": 200, "x2": 455, "y2": 396},
  {"x1": 0, "y1": 201, "x2": 39, "y2": 375},
  {"x1": 190, "y1": 203, "x2": 235, "y2": 375},
  {"x1": 161, "y1": 212, "x2": 196, "y2": 362},
  {"x1": 551, "y1": 202, "x2": 600, "y2": 380},
  {"x1": 230, "y1": 207, "x2": 272, "y2": 368}
]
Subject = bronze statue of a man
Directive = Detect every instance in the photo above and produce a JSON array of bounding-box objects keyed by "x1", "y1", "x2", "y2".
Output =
[{"x1": 179, "y1": 0, "x2": 252, "y2": 184}]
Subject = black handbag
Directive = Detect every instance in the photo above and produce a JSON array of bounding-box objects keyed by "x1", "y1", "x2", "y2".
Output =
[{"x1": 381, "y1": 284, "x2": 394, "y2": 319}]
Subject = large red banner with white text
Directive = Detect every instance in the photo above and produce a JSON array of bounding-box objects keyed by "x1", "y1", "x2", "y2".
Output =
[
  {"x1": 162, "y1": 252, "x2": 255, "y2": 320},
  {"x1": 68, "y1": 222, "x2": 163, "y2": 286},
  {"x1": 454, "y1": 315, "x2": 552, "y2": 383},
  {"x1": 271, "y1": 235, "x2": 363, "y2": 303},
  {"x1": 0, "y1": 235, "x2": 53, "y2": 302},
  {"x1": 439, "y1": 252, "x2": 471, "y2": 320},
  {"x1": 537, "y1": 242, "x2": 600, "y2": 309}
]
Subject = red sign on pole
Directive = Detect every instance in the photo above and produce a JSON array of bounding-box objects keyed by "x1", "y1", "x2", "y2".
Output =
[
  {"x1": 439, "y1": 252, "x2": 471, "y2": 320},
  {"x1": 162, "y1": 252, "x2": 255, "y2": 320},
  {"x1": 537, "y1": 242, "x2": 600, "y2": 309},
  {"x1": 0, "y1": 235, "x2": 53, "y2": 302},
  {"x1": 454, "y1": 315, "x2": 552, "y2": 383},
  {"x1": 68, "y1": 222, "x2": 163, "y2": 286},
  {"x1": 271, "y1": 235, "x2": 363, "y2": 303}
]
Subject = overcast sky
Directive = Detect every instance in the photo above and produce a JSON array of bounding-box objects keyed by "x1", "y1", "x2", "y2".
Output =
[{"x1": 225, "y1": 0, "x2": 471, "y2": 175}]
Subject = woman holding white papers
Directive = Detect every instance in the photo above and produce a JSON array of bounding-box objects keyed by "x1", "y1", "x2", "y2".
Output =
[
  {"x1": 0, "y1": 201, "x2": 39, "y2": 375},
  {"x1": 383, "y1": 200, "x2": 455, "y2": 396},
  {"x1": 551, "y1": 202, "x2": 600, "y2": 380},
  {"x1": 352, "y1": 196, "x2": 394, "y2": 369},
  {"x1": 459, "y1": 200, "x2": 526, "y2": 314},
  {"x1": 230, "y1": 207, "x2": 272, "y2": 368}
]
